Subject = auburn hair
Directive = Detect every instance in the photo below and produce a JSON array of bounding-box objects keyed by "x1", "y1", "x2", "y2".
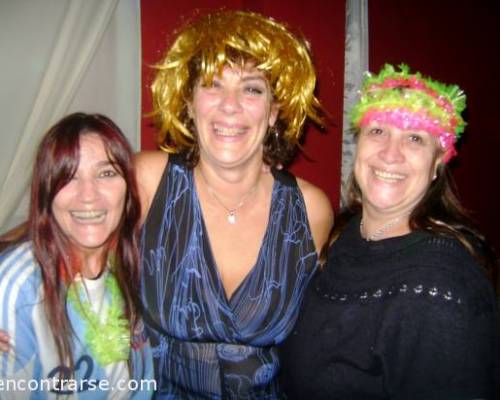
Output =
[{"x1": 1, "y1": 113, "x2": 142, "y2": 368}]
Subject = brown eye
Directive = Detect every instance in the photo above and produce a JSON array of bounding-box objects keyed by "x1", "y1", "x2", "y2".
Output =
[
  {"x1": 369, "y1": 128, "x2": 384, "y2": 135},
  {"x1": 409, "y1": 133, "x2": 424, "y2": 144},
  {"x1": 244, "y1": 85, "x2": 264, "y2": 95},
  {"x1": 211, "y1": 80, "x2": 222, "y2": 88},
  {"x1": 99, "y1": 169, "x2": 118, "y2": 178}
]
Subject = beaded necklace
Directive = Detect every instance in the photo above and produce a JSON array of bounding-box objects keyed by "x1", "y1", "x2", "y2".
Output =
[
  {"x1": 67, "y1": 271, "x2": 130, "y2": 366},
  {"x1": 360, "y1": 214, "x2": 408, "y2": 241}
]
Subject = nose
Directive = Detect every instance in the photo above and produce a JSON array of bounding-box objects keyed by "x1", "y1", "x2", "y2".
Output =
[
  {"x1": 218, "y1": 89, "x2": 243, "y2": 114},
  {"x1": 77, "y1": 178, "x2": 99, "y2": 202},
  {"x1": 379, "y1": 137, "x2": 405, "y2": 164}
]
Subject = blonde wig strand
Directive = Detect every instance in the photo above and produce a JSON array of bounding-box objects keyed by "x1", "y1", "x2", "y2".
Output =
[{"x1": 151, "y1": 10, "x2": 322, "y2": 159}]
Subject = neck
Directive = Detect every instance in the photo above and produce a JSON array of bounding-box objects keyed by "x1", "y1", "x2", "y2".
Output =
[
  {"x1": 195, "y1": 158, "x2": 272, "y2": 225},
  {"x1": 79, "y1": 249, "x2": 107, "y2": 279},
  {"x1": 360, "y1": 207, "x2": 411, "y2": 241},
  {"x1": 196, "y1": 158, "x2": 266, "y2": 199}
]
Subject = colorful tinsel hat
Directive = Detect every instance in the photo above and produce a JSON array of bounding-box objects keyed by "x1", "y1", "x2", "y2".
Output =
[{"x1": 350, "y1": 63, "x2": 466, "y2": 162}]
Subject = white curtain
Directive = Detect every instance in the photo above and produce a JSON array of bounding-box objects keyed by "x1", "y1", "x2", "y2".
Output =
[
  {"x1": 341, "y1": 0, "x2": 369, "y2": 205},
  {"x1": 0, "y1": 0, "x2": 141, "y2": 233}
]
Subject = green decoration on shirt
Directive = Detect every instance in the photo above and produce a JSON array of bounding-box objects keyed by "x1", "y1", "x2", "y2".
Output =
[{"x1": 67, "y1": 271, "x2": 130, "y2": 366}]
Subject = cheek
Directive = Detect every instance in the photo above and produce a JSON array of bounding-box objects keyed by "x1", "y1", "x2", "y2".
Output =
[
  {"x1": 354, "y1": 137, "x2": 372, "y2": 160},
  {"x1": 191, "y1": 93, "x2": 211, "y2": 117},
  {"x1": 245, "y1": 99, "x2": 271, "y2": 120},
  {"x1": 109, "y1": 183, "x2": 127, "y2": 212},
  {"x1": 110, "y1": 181, "x2": 126, "y2": 202},
  {"x1": 410, "y1": 152, "x2": 437, "y2": 178},
  {"x1": 51, "y1": 187, "x2": 71, "y2": 214},
  {"x1": 353, "y1": 145, "x2": 370, "y2": 179},
  {"x1": 51, "y1": 198, "x2": 71, "y2": 235},
  {"x1": 353, "y1": 157, "x2": 362, "y2": 181},
  {"x1": 51, "y1": 205, "x2": 64, "y2": 228}
]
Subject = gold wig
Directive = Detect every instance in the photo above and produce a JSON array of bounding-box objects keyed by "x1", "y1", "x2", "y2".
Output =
[{"x1": 151, "y1": 10, "x2": 322, "y2": 163}]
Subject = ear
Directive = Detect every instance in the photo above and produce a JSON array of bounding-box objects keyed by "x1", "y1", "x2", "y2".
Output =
[
  {"x1": 268, "y1": 102, "x2": 279, "y2": 127},
  {"x1": 432, "y1": 150, "x2": 445, "y2": 180}
]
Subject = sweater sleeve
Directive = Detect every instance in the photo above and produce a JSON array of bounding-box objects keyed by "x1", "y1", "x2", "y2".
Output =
[
  {"x1": 377, "y1": 266, "x2": 499, "y2": 400},
  {"x1": 129, "y1": 320, "x2": 155, "y2": 399},
  {"x1": 0, "y1": 250, "x2": 42, "y2": 400}
]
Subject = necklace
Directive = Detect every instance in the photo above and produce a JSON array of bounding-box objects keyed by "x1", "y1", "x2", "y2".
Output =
[
  {"x1": 198, "y1": 168, "x2": 257, "y2": 224},
  {"x1": 67, "y1": 271, "x2": 130, "y2": 366},
  {"x1": 360, "y1": 214, "x2": 407, "y2": 241}
]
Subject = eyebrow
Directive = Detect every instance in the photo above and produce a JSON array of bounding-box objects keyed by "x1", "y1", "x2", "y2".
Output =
[
  {"x1": 241, "y1": 75, "x2": 267, "y2": 83},
  {"x1": 94, "y1": 160, "x2": 115, "y2": 168}
]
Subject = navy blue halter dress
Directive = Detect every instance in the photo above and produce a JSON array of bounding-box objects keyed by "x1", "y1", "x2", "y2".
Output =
[{"x1": 140, "y1": 156, "x2": 317, "y2": 399}]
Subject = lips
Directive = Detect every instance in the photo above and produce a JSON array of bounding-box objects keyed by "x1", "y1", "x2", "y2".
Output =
[
  {"x1": 70, "y1": 210, "x2": 107, "y2": 223},
  {"x1": 373, "y1": 169, "x2": 406, "y2": 182}
]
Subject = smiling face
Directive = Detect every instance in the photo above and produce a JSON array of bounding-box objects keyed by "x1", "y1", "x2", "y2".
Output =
[
  {"x1": 354, "y1": 123, "x2": 444, "y2": 218},
  {"x1": 189, "y1": 65, "x2": 278, "y2": 169},
  {"x1": 52, "y1": 133, "x2": 126, "y2": 258}
]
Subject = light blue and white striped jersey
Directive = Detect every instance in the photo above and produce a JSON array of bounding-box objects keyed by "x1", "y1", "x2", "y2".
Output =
[{"x1": 0, "y1": 241, "x2": 154, "y2": 399}]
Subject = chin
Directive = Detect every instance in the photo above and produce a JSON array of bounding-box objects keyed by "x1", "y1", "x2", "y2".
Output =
[
  {"x1": 364, "y1": 194, "x2": 405, "y2": 213},
  {"x1": 71, "y1": 234, "x2": 112, "y2": 251},
  {"x1": 208, "y1": 150, "x2": 255, "y2": 168}
]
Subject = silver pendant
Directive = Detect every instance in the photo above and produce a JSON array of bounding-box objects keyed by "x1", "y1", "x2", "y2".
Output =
[{"x1": 228, "y1": 211, "x2": 236, "y2": 224}]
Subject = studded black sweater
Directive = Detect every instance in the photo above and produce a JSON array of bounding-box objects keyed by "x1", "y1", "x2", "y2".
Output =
[{"x1": 279, "y1": 215, "x2": 499, "y2": 400}]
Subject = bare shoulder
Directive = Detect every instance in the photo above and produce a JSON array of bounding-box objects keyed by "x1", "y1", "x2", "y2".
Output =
[
  {"x1": 296, "y1": 177, "x2": 334, "y2": 253},
  {"x1": 134, "y1": 151, "x2": 169, "y2": 222}
]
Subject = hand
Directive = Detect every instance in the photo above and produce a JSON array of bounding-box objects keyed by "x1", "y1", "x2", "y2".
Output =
[{"x1": 0, "y1": 330, "x2": 11, "y2": 352}]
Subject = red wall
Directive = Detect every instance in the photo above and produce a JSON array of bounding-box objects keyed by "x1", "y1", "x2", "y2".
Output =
[
  {"x1": 369, "y1": 0, "x2": 500, "y2": 253},
  {"x1": 140, "y1": 0, "x2": 346, "y2": 208}
]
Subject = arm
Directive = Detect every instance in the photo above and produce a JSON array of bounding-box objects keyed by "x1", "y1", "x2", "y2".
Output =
[
  {"x1": 134, "y1": 151, "x2": 169, "y2": 224},
  {"x1": 296, "y1": 178, "x2": 334, "y2": 254},
  {"x1": 0, "y1": 331, "x2": 10, "y2": 352}
]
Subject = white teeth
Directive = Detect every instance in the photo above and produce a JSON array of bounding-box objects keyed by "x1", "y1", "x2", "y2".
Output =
[
  {"x1": 374, "y1": 170, "x2": 405, "y2": 181},
  {"x1": 70, "y1": 210, "x2": 106, "y2": 221},
  {"x1": 213, "y1": 124, "x2": 245, "y2": 136}
]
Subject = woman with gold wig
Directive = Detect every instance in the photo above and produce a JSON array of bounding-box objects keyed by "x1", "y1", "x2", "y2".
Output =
[{"x1": 135, "y1": 10, "x2": 333, "y2": 398}]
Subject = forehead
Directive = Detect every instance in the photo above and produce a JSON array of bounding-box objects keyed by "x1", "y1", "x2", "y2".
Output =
[
  {"x1": 200, "y1": 63, "x2": 269, "y2": 83},
  {"x1": 363, "y1": 121, "x2": 442, "y2": 147},
  {"x1": 364, "y1": 121, "x2": 434, "y2": 135},
  {"x1": 78, "y1": 133, "x2": 109, "y2": 162}
]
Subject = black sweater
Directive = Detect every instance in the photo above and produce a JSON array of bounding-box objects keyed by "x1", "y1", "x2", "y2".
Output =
[{"x1": 280, "y1": 215, "x2": 499, "y2": 400}]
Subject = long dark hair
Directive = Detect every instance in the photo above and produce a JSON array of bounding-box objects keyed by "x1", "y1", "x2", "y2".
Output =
[
  {"x1": 0, "y1": 113, "x2": 142, "y2": 367},
  {"x1": 332, "y1": 163, "x2": 497, "y2": 283}
]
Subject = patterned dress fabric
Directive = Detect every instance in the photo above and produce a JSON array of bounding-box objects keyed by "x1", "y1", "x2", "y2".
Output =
[{"x1": 140, "y1": 156, "x2": 317, "y2": 399}]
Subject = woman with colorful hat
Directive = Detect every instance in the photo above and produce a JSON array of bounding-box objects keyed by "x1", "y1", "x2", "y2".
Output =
[{"x1": 280, "y1": 64, "x2": 499, "y2": 399}]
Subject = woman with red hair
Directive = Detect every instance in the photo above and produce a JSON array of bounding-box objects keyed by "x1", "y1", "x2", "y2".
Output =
[{"x1": 0, "y1": 113, "x2": 153, "y2": 399}]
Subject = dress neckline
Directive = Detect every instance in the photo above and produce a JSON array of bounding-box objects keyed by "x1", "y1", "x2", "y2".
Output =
[{"x1": 191, "y1": 168, "x2": 278, "y2": 307}]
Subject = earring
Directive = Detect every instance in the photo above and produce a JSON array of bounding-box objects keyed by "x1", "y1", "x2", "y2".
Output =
[{"x1": 269, "y1": 125, "x2": 279, "y2": 140}]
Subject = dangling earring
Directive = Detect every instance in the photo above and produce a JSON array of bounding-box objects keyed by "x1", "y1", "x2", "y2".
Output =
[{"x1": 269, "y1": 124, "x2": 279, "y2": 140}]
